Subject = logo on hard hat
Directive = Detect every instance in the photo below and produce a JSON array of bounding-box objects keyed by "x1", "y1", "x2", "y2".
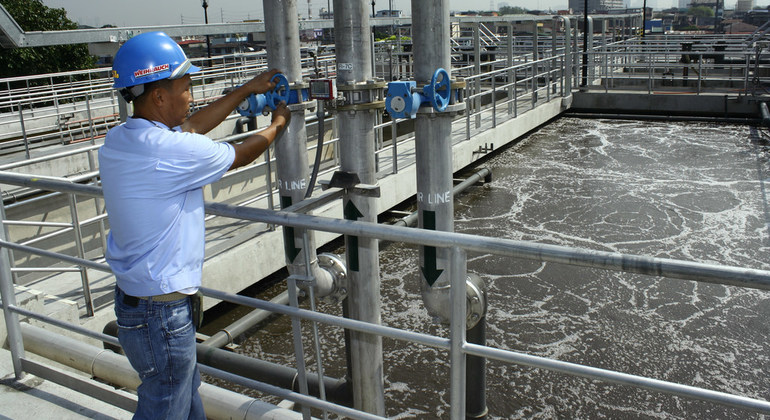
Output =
[
  {"x1": 134, "y1": 63, "x2": 170, "y2": 79},
  {"x1": 112, "y1": 70, "x2": 119, "y2": 79}
]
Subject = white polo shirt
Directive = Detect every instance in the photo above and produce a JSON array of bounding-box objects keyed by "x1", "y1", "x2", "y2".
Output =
[{"x1": 98, "y1": 117, "x2": 235, "y2": 297}]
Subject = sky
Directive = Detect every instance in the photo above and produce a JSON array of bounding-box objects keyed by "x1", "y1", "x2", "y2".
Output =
[{"x1": 41, "y1": 0, "x2": 766, "y2": 29}]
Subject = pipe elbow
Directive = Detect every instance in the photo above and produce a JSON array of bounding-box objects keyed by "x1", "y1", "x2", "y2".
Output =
[
  {"x1": 420, "y1": 273, "x2": 487, "y2": 329},
  {"x1": 301, "y1": 253, "x2": 348, "y2": 302}
]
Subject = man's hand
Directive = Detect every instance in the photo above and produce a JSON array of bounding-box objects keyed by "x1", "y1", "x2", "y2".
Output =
[
  {"x1": 271, "y1": 102, "x2": 291, "y2": 130},
  {"x1": 244, "y1": 69, "x2": 282, "y2": 95}
]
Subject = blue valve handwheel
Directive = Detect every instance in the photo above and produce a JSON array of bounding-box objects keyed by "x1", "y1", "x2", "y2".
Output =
[
  {"x1": 268, "y1": 73, "x2": 290, "y2": 110},
  {"x1": 426, "y1": 68, "x2": 451, "y2": 112}
]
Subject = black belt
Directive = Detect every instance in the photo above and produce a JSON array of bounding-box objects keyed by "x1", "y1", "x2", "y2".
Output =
[{"x1": 122, "y1": 291, "x2": 189, "y2": 307}]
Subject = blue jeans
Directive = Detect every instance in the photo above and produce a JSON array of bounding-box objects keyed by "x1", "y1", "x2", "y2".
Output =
[{"x1": 114, "y1": 287, "x2": 205, "y2": 420}]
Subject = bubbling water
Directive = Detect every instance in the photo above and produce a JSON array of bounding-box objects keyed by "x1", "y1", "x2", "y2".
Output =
[{"x1": 236, "y1": 118, "x2": 770, "y2": 419}]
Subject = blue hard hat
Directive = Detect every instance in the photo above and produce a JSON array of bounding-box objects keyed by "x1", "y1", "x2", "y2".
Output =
[{"x1": 111, "y1": 31, "x2": 200, "y2": 90}]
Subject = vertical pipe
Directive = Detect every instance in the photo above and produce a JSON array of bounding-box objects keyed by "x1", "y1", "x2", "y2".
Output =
[
  {"x1": 413, "y1": 0, "x2": 454, "y2": 323},
  {"x1": 263, "y1": 0, "x2": 330, "y2": 291},
  {"x1": 0, "y1": 190, "x2": 24, "y2": 379},
  {"x1": 332, "y1": 0, "x2": 385, "y2": 414},
  {"x1": 466, "y1": 312, "x2": 487, "y2": 419}
]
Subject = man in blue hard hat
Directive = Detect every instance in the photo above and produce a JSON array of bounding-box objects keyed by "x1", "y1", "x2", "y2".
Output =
[{"x1": 99, "y1": 31, "x2": 290, "y2": 419}]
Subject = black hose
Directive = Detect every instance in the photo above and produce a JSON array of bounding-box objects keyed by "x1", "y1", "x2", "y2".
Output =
[{"x1": 305, "y1": 101, "x2": 326, "y2": 199}]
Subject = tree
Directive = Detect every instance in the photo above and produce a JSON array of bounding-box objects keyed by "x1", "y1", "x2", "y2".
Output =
[
  {"x1": 0, "y1": 0, "x2": 95, "y2": 78},
  {"x1": 499, "y1": 6, "x2": 528, "y2": 15},
  {"x1": 688, "y1": 5, "x2": 714, "y2": 18}
]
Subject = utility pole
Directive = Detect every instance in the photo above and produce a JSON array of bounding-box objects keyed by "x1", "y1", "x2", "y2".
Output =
[{"x1": 201, "y1": 0, "x2": 211, "y2": 59}]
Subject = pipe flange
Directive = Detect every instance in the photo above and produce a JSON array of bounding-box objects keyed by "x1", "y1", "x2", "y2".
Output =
[
  {"x1": 466, "y1": 273, "x2": 487, "y2": 329},
  {"x1": 415, "y1": 102, "x2": 466, "y2": 115},
  {"x1": 289, "y1": 81, "x2": 310, "y2": 90},
  {"x1": 337, "y1": 80, "x2": 388, "y2": 91},
  {"x1": 318, "y1": 253, "x2": 348, "y2": 304},
  {"x1": 336, "y1": 100, "x2": 386, "y2": 111},
  {"x1": 287, "y1": 101, "x2": 315, "y2": 112},
  {"x1": 451, "y1": 79, "x2": 467, "y2": 89}
]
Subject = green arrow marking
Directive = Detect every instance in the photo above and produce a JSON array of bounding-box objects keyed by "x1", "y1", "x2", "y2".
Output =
[
  {"x1": 281, "y1": 196, "x2": 301, "y2": 263},
  {"x1": 344, "y1": 200, "x2": 363, "y2": 272},
  {"x1": 421, "y1": 210, "x2": 443, "y2": 286}
]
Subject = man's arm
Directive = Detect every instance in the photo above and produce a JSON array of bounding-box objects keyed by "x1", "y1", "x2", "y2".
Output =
[
  {"x1": 181, "y1": 69, "x2": 281, "y2": 134},
  {"x1": 229, "y1": 103, "x2": 291, "y2": 170}
]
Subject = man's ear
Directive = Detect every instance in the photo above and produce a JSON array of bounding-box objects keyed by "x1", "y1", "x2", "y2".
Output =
[{"x1": 148, "y1": 85, "x2": 165, "y2": 107}]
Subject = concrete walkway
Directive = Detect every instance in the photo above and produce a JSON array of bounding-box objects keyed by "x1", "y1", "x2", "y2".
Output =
[{"x1": 0, "y1": 347, "x2": 133, "y2": 420}]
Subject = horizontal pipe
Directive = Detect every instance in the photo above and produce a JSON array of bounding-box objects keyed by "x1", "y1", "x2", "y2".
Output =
[
  {"x1": 196, "y1": 341, "x2": 351, "y2": 406},
  {"x1": 392, "y1": 167, "x2": 491, "y2": 228},
  {"x1": 103, "y1": 319, "x2": 352, "y2": 406},
  {"x1": 20, "y1": 323, "x2": 306, "y2": 420},
  {"x1": 202, "y1": 290, "x2": 290, "y2": 348}
]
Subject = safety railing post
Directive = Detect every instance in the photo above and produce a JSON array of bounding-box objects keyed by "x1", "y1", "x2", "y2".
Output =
[
  {"x1": 474, "y1": 23, "x2": 482, "y2": 129},
  {"x1": 18, "y1": 106, "x2": 30, "y2": 160},
  {"x1": 492, "y1": 73, "x2": 497, "y2": 128},
  {"x1": 87, "y1": 149, "x2": 108, "y2": 254},
  {"x1": 448, "y1": 246, "x2": 467, "y2": 420},
  {"x1": 466, "y1": 88, "x2": 471, "y2": 140},
  {"x1": 68, "y1": 194, "x2": 94, "y2": 316},
  {"x1": 287, "y1": 267, "x2": 311, "y2": 418},
  {"x1": 514, "y1": 69, "x2": 519, "y2": 118},
  {"x1": 744, "y1": 53, "x2": 750, "y2": 95},
  {"x1": 648, "y1": 51, "x2": 653, "y2": 94},
  {"x1": 302, "y1": 231, "x2": 328, "y2": 417},
  {"x1": 698, "y1": 54, "x2": 702, "y2": 95},
  {"x1": 507, "y1": 23, "x2": 514, "y2": 116},
  {"x1": 391, "y1": 118, "x2": 398, "y2": 174},
  {"x1": 85, "y1": 93, "x2": 96, "y2": 145},
  {"x1": 0, "y1": 188, "x2": 25, "y2": 379}
]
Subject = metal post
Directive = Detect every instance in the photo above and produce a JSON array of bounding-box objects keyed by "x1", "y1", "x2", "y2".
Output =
[
  {"x1": 698, "y1": 54, "x2": 702, "y2": 95},
  {"x1": 202, "y1": 0, "x2": 212, "y2": 59},
  {"x1": 0, "y1": 188, "x2": 24, "y2": 379},
  {"x1": 507, "y1": 22, "x2": 514, "y2": 116},
  {"x1": 17, "y1": 107, "x2": 30, "y2": 160},
  {"x1": 448, "y1": 247, "x2": 467, "y2": 420},
  {"x1": 582, "y1": 16, "x2": 593, "y2": 87},
  {"x1": 333, "y1": 0, "x2": 384, "y2": 414},
  {"x1": 573, "y1": 18, "x2": 579, "y2": 88},
  {"x1": 68, "y1": 195, "x2": 94, "y2": 316},
  {"x1": 473, "y1": 23, "x2": 481, "y2": 129},
  {"x1": 532, "y1": 21, "x2": 539, "y2": 107},
  {"x1": 559, "y1": 17, "x2": 573, "y2": 97}
]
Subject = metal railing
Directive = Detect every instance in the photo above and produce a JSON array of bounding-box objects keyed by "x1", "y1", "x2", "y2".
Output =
[
  {"x1": 4, "y1": 32, "x2": 770, "y2": 314},
  {"x1": 2, "y1": 30, "x2": 770, "y2": 417},
  {"x1": 0, "y1": 49, "x2": 337, "y2": 159},
  {"x1": 2, "y1": 172, "x2": 770, "y2": 419}
]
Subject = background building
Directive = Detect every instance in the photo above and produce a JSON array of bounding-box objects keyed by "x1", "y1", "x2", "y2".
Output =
[
  {"x1": 736, "y1": 0, "x2": 756, "y2": 14},
  {"x1": 569, "y1": 0, "x2": 625, "y2": 13}
]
